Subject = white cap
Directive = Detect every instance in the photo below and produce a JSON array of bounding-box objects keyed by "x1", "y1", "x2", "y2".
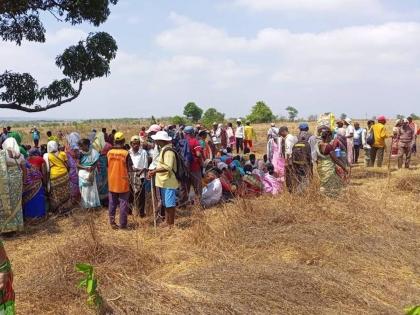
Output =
[{"x1": 151, "y1": 131, "x2": 172, "y2": 142}]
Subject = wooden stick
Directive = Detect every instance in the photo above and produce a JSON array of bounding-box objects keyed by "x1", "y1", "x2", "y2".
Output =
[{"x1": 150, "y1": 176, "x2": 157, "y2": 235}]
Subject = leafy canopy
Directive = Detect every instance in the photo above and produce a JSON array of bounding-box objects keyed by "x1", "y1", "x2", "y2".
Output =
[
  {"x1": 247, "y1": 101, "x2": 275, "y2": 123},
  {"x1": 0, "y1": 0, "x2": 118, "y2": 112},
  {"x1": 183, "y1": 102, "x2": 203, "y2": 123},
  {"x1": 285, "y1": 106, "x2": 299, "y2": 121},
  {"x1": 202, "y1": 108, "x2": 225, "y2": 127}
]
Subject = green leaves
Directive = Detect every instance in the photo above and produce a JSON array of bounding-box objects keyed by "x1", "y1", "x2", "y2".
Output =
[
  {"x1": 405, "y1": 305, "x2": 420, "y2": 315},
  {"x1": 202, "y1": 108, "x2": 225, "y2": 127},
  {"x1": 247, "y1": 101, "x2": 275, "y2": 123},
  {"x1": 183, "y1": 102, "x2": 203, "y2": 123},
  {"x1": 76, "y1": 263, "x2": 102, "y2": 309}
]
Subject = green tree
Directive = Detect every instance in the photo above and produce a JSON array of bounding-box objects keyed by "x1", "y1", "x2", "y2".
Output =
[
  {"x1": 285, "y1": 106, "x2": 299, "y2": 121},
  {"x1": 0, "y1": 0, "x2": 118, "y2": 112},
  {"x1": 396, "y1": 114, "x2": 405, "y2": 120},
  {"x1": 409, "y1": 113, "x2": 419, "y2": 120},
  {"x1": 201, "y1": 108, "x2": 225, "y2": 127},
  {"x1": 183, "y1": 102, "x2": 203, "y2": 122},
  {"x1": 340, "y1": 113, "x2": 347, "y2": 120},
  {"x1": 247, "y1": 101, "x2": 275, "y2": 123},
  {"x1": 170, "y1": 115, "x2": 187, "y2": 126}
]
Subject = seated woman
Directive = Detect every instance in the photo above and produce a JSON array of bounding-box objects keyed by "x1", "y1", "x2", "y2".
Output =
[
  {"x1": 201, "y1": 169, "x2": 223, "y2": 209},
  {"x1": 78, "y1": 139, "x2": 101, "y2": 209},
  {"x1": 0, "y1": 138, "x2": 26, "y2": 233},
  {"x1": 240, "y1": 164, "x2": 264, "y2": 197},
  {"x1": 316, "y1": 126, "x2": 348, "y2": 197},
  {"x1": 217, "y1": 163, "x2": 236, "y2": 201},
  {"x1": 44, "y1": 141, "x2": 72, "y2": 213},
  {"x1": 262, "y1": 163, "x2": 282, "y2": 195}
]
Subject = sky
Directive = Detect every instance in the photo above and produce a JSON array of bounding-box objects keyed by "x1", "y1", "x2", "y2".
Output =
[{"x1": 1, "y1": 0, "x2": 420, "y2": 120}]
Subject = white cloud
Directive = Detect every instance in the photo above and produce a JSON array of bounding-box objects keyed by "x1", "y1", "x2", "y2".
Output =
[{"x1": 234, "y1": 0, "x2": 382, "y2": 12}]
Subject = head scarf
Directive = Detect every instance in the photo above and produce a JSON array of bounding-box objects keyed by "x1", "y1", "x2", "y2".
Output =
[
  {"x1": 230, "y1": 159, "x2": 245, "y2": 176},
  {"x1": 47, "y1": 141, "x2": 59, "y2": 153},
  {"x1": 29, "y1": 147, "x2": 42, "y2": 157},
  {"x1": 2, "y1": 138, "x2": 21, "y2": 158},
  {"x1": 8, "y1": 131, "x2": 28, "y2": 157},
  {"x1": 93, "y1": 131, "x2": 106, "y2": 152},
  {"x1": 67, "y1": 132, "x2": 81, "y2": 150}
]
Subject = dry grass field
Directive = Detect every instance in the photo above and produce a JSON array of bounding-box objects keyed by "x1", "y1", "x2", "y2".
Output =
[{"x1": 3, "y1": 121, "x2": 420, "y2": 314}]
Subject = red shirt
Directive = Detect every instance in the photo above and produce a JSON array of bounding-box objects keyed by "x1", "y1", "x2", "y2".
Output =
[{"x1": 186, "y1": 135, "x2": 202, "y2": 172}]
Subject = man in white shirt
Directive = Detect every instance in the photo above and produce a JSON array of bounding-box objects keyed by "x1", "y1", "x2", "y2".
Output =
[
  {"x1": 362, "y1": 120, "x2": 375, "y2": 167},
  {"x1": 235, "y1": 119, "x2": 244, "y2": 154},
  {"x1": 129, "y1": 136, "x2": 149, "y2": 217},
  {"x1": 353, "y1": 122, "x2": 364, "y2": 164},
  {"x1": 344, "y1": 118, "x2": 355, "y2": 165},
  {"x1": 201, "y1": 170, "x2": 223, "y2": 208},
  {"x1": 210, "y1": 122, "x2": 222, "y2": 149},
  {"x1": 279, "y1": 126, "x2": 298, "y2": 192}
]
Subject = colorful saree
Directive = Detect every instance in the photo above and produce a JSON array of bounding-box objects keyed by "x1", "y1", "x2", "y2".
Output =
[
  {"x1": 79, "y1": 149, "x2": 101, "y2": 209},
  {"x1": 96, "y1": 143, "x2": 111, "y2": 204},
  {"x1": 0, "y1": 241, "x2": 15, "y2": 314},
  {"x1": 316, "y1": 143, "x2": 344, "y2": 197},
  {"x1": 49, "y1": 173, "x2": 71, "y2": 213},
  {"x1": 22, "y1": 162, "x2": 45, "y2": 218},
  {"x1": 0, "y1": 151, "x2": 24, "y2": 233},
  {"x1": 66, "y1": 152, "x2": 80, "y2": 202}
]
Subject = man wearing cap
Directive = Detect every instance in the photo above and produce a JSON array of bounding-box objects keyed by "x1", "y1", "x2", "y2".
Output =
[
  {"x1": 344, "y1": 118, "x2": 355, "y2": 165},
  {"x1": 235, "y1": 119, "x2": 244, "y2": 154},
  {"x1": 148, "y1": 131, "x2": 179, "y2": 227},
  {"x1": 129, "y1": 135, "x2": 149, "y2": 217},
  {"x1": 182, "y1": 126, "x2": 203, "y2": 205},
  {"x1": 397, "y1": 119, "x2": 414, "y2": 169},
  {"x1": 146, "y1": 124, "x2": 162, "y2": 170},
  {"x1": 370, "y1": 116, "x2": 388, "y2": 167},
  {"x1": 244, "y1": 121, "x2": 256, "y2": 151},
  {"x1": 298, "y1": 123, "x2": 317, "y2": 165},
  {"x1": 107, "y1": 132, "x2": 133, "y2": 229}
]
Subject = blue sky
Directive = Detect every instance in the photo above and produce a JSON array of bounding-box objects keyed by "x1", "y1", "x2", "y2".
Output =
[{"x1": 2, "y1": 0, "x2": 420, "y2": 119}]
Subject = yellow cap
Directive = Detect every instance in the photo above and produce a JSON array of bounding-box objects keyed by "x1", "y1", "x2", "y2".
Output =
[
  {"x1": 130, "y1": 135, "x2": 140, "y2": 142},
  {"x1": 114, "y1": 132, "x2": 125, "y2": 141}
]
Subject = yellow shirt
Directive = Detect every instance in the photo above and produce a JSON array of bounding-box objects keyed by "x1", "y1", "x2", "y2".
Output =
[
  {"x1": 371, "y1": 123, "x2": 388, "y2": 148},
  {"x1": 155, "y1": 145, "x2": 179, "y2": 189},
  {"x1": 244, "y1": 126, "x2": 256, "y2": 141},
  {"x1": 48, "y1": 152, "x2": 68, "y2": 180}
]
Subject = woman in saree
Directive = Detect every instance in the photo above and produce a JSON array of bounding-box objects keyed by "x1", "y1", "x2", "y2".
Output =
[
  {"x1": 22, "y1": 159, "x2": 46, "y2": 219},
  {"x1": 0, "y1": 138, "x2": 25, "y2": 233},
  {"x1": 77, "y1": 139, "x2": 101, "y2": 209},
  {"x1": 44, "y1": 141, "x2": 71, "y2": 213},
  {"x1": 0, "y1": 241, "x2": 15, "y2": 313},
  {"x1": 8, "y1": 131, "x2": 28, "y2": 158},
  {"x1": 93, "y1": 132, "x2": 110, "y2": 205},
  {"x1": 316, "y1": 126, "x2": 348, "y2": 197},
  {"x1": 198, "y1": 130, "x2": 213, "y2": 161},
  {"x1": 266, "y1": 132, "x2": 286, "y2": 182},
  {"x1": 262, "y1": 163, "x2": 282, "y2": 195},
  {"x1": 240, "y1": 164, "x2": 264, "y2": 197},
  {"x1": 66, "y1": 147, "x2": 80, "y2": 203}
]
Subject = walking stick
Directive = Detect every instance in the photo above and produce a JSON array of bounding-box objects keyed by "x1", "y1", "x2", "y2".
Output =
[{"x1": 150, "y1": 176, "x2": 157, "y2": 234}]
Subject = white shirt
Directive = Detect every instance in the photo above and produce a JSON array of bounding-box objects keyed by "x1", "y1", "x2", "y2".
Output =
[
  {"x1": 284, "y1": 134, "x2": 298, "y2": 158},
  {"x1": 235, "y1": 126, "x2": 244, "y2": 138},
  {"x1": 210, "y1": 129, "x2": 221, "y2": 144},
  {"x1": 308, "y1": 135, "x2": 318, "y2": 163},
  {"x1": 130, "y1": 148, "x2": 149, "y2": 178},
  {"x1": 201, "y1": 178, "x2": 222, "y2": 208},
  {"x1": 148, "y1": 144, "x2": 160, "y2": 170},
  {"x1": 226, "y1": 127, "x2": 234, "y2": 139},
  {"x1": 345, "y1": 125, "x2": 355, "y2": 138}
]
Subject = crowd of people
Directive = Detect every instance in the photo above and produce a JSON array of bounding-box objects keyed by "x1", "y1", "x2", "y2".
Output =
[
  {"x1": 0, "y1": 116, "x2": 418, "y2": 313},
  {"x1": 0, "y1": 116, "x2": 417, "y2": 233}
]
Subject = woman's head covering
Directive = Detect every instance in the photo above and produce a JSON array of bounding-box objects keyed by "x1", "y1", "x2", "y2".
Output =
[
  {"x1": 8, "y1": 131, "x2": 28, "y2": 157},
  {"x1": 47, "y1": 141, "x2": 59, "y2": 153},
  {"x1": 93, "y1": 131, "x2": 106, "y2": 152},
  {"x1": 2, "y1": 138, "x2": 21, "y2": 158},
  {"x1": 29, "y1": 147, "x2": 42, "y2": 157},
  {"x1": 67, "y1": 132, "x2": 81, "y2": 150}
]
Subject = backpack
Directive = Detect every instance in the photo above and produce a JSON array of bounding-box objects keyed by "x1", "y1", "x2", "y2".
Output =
[
  {"x1": 175, "y1": 138, "x2": 194, "y2": 169},
  {"x1": 366, "y1": 129, "x2": 375, "y2": 146},
  {"x1": 292, "y1": 140, "x2": 312, "y2": 166},
  {"x1": 162, "y1": 147, "x2": 190, "y2": 182}
]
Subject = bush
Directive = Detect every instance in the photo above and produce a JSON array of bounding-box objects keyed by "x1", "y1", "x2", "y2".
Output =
[{"x1": 247, "y1": 101, "x2": 275, "y2": 123}]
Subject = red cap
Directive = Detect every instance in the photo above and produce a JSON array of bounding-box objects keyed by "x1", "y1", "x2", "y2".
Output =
[{"x1": 377, "y1": 115, "x2": 386, "y2": 122}]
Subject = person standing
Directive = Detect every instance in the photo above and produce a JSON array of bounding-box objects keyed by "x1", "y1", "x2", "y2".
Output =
[
  {"x1": 31, "y1": 126, "x2": 41, "y2": 147},
  {"x1": 244, "y1": 121, "x2": 257, "y2": 151},
  {"x1": 235, "y1": 119, "x2": 244, "y2": 154},
  {"x1": 129, "y1": 136, "x2": 149, "y2": 217},
  {"x1": 362, "y1": 120, "x2": 374, "y2": 167},
  {"x1": 226, "y1": 122, "x2": 236, "y2": 150},
  {"x1": 279, "y1": 126, "x2": 298, "y2": 193},
  {"x1": 353, "y1": 122, "x2": 363, "y2": 164},
  {"x1": 78, "y1": 139, "x2": 101, "y2": 209},
  {"x1": 107, "y1": 132, "x2": 132, "y2": 229},
  {"x1": 370, "y1": 116, "x2": 388, "y2": 167},
  {"x1": 183, "y1": 126, "x2": 203, "y2": 205},
  {"x1": 407, "y1": 117, "x2": 418, "y2": 155},
  {"x1": 148, "y1": 131, "x2": 179, "y2": 227},
  {"x1": 344, "y1": 118, "x2": 355, "y2": 165},
  {"x1": 397, "y1": 119, "x2": 414, "y2": 169}
]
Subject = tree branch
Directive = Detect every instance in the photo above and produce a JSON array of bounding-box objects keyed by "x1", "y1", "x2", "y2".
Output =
[{"x1": 0, "y1": 80, "x2": 83, "y2": 112}]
